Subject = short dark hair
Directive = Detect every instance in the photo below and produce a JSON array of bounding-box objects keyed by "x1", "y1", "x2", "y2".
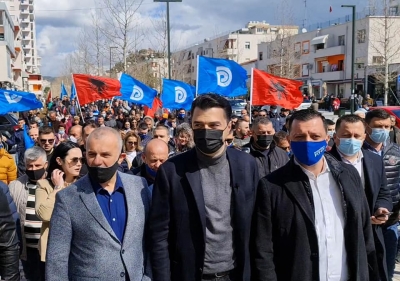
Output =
[
  {"x1": 39, "y1": 126, "x2": 54, "y2": 136},
  {"x1": 178, "y1": 108, "x2": 185, "y2": 112},
  {"x1": 365, "y1": 109, "x2": 391, "y2": 124},
  {"x1": 168, "y1": 113, "x2": 176, "y2": 119},
  {"x1": 326, "y1": 119, "x2": 335, "y2": 126},
  {"x1": 335, "y1": 114, "x2": 366, "y2": 131},
  {"x1": 82, "y1": 121, "x2": 98, "y2": 135},
  {"x1": 190, "y1": 94, "x2": 232, "y2": 122},
  {"x1": 259, "y1": 109, "x2": 267, "y2": 114},
  {"x1": 288, "y1": 109, "x2": 327, "y2": 132},
  {"x1": 273, "y1": 131, "x2": 288, "y2": 143},
  {"x1": 138, "y1": 122, "x2": 148, "y2": 130},
  {"x1": 153, "y1": 124, "x2": 169, "y2": 134},
  {"x1": 235, "y1": 118, "x2": 248, "y2": 129}
]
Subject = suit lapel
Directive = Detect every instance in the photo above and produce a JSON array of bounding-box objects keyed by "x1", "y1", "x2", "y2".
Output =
[
  {"x1": 121, "y1": 175, "x2": 139, "y2": 245},
  {"x1": 78, "y1": 176, "x2": 119, "y2": 242},
  {"x1": 185, "y1": 150, "x2": 206, "y2": 238}
]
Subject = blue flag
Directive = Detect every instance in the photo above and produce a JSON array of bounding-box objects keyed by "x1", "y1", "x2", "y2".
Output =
[
  {"x1": 70, "y1": 83, "x2": 76, "y2": 100},
  {"x1": 197, "y1": 56, "x2": 248, "y2": 97},
  {"x1": 0, "y1": 89, "x2": 43, "y2": 114},
  {"x1": 61, "y1": 82, "x2": 68, "y2": 99},
  {"x1": 119, "y1": 73, "x2": 157, "y2": 107},
  {"x1": 23, "y1": 125, "x2": 35, "y2": 149},
  {"x1": 161, "y1": 79, "x2": 195, "y2": 110}
]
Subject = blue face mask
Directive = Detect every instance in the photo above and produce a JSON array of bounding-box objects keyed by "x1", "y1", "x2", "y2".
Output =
[
  {"x1": 138, "y1": 133, "x2": 146, "y2": 141},
  {"x1": 145, "y1": 164, "x2": 157, "y2": 178},
  {"x1": 178, "y1": 113, "x2": 185, "y2": 119},
  {"x1": 291, "y1": 140, "x2": 327, "y2": 166},
  {"x1": 338, "y1": 138, "x2": 363, "y2": 156},
  {"x1": 369, "y1": 128, "x2": 389, "y2": 144}
]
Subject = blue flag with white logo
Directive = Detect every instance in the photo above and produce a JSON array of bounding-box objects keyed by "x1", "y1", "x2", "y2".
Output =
[
  {"x1": 197, "y1": 56, "x2": 248, "y2": 97},
  {"x1": 23, "y1": 125, "x2": 35, "y2": 149},
  {"x1": 119, "y1": 73, "x2": 157, "y2": 107},
  {"x1": 60, "y1": 82, "x2": 68, "y2": 99},
  {"x1": 161, "y1": 79, "x2": 195, "y2": 110},
  {"x1": 0, "y1": 89, "x2": 43, "y2": 114},
  {"x1": 70, "y1": 83, "x2": 76, "y2": 101}
]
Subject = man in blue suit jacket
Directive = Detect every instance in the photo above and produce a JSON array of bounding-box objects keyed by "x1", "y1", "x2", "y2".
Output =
[
  {"x1": 328, "y1": 114, "x2": 392, "y2": 281},
  {"x1": 149, "y1": 94, "x2": 259, "y2": 281},
  {"x1": 46, "y1": 127, "x2": 151, "y2": 281}
]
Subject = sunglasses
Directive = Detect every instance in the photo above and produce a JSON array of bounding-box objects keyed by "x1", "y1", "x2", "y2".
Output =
[
  {"x1": 226, "y1": 139, "x2": 234, "y2": 144},
  {"x1": 40, "y1": 139, "x2": 55, "y2": 144},
  {"x1": 68, "y1": 157, "x2": 84, "y2": 165},
  {"x1": 259, "y1": 114, "x2": 267, "y2": 117},
  {"x1": 127, "y1": 141, "x2": 138, "y2": 145}
]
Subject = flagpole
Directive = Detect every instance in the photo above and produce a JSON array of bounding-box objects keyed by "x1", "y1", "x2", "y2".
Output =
[
  {"x1": 195, "y1": 55, "x2": 199, "y2": 98},
  {"x1": 249, "y1": 68, "x2": 254, "y2": 125},
  {"x1": 71, "y1": 74, "x2": 85, "y2": 122}
]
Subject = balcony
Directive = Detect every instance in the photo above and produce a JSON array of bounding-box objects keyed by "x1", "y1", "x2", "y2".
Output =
[
  {"x1": 20, "y1": 0, "x2": 29, "y2": 6},
  {"x1": 314, "y1": 45, "x2": 345, "y2": 58},
  {"x1": 21, "y1": 9, "x2": 29, "y2": 15},
  {"x1": 22, "y1": 44, "x2": 31, "y2": 49},
  {"x1": 312, "y1": 70, "x2": 344, "y2": 81},
  {"x1": 220, "y1": 48, "x2": 238, "y2": 56},
  {"x1": 21, "y1": 17, "x2": 30, "y2": 23}
]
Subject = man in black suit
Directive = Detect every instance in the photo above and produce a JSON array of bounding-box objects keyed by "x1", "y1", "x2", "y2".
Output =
[
  {"x1": 328, "y1": 114, "x2": 392, "y2": 281},
  {"x1": 149, "y1": 94, "x2": 259, "y2": 281},
  {"x1": 252, "y1": 109, "x2": 378, "y2": 281}
]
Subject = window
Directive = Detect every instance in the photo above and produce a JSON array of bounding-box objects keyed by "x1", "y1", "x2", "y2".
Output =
[
  {"x1": 302, "y1": 41, "x2": 310, "y2": 54},
  {"x1": 302, "y1": 64, "x2": 309, "y2": 76},
  {"x1": 256, "y1": 28, "x2": 264, "y2": 33},
  {"x1": 295, "y1": 42, "x2": 301, "y2": 58},
  {"x1": 259, "y1": 52, "x2": 263, "y2": 60},
  {"x1": 191, "y1": 66, "x2": 194, "y2": 72},
  {"x1": 338, "y1": 35, "x2": 345, "y2": 46},
  {"x1": 389, "y1": 7, "x2": 398, "y2": 16},
  {"x1": 357, "y1": 29, "x2": 366, "y2": 43},
  {"x1": 372, "y1": 56, "x2": 384, "y2": 64},
  {"x1": 0, "y1": 116, "x2": 10, "y2": 125},
  {"x1": 245, "y1": 41, "x2": 250, "y2": 49}
]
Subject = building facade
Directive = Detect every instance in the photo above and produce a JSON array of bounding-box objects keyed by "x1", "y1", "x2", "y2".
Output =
[
  {"x1": 257, "y1": 15, "x2": 400, "y2": 100},
  {"x1": 171, "y1": 21, "x2": 299, "y2": 85}
]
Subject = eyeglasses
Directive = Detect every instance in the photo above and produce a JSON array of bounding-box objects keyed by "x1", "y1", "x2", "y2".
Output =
[
  {"x1": 226, "y1": 139, "x2": 234, "y2": 144},
  {"x1": 40, "y1": 139, "x2": 55, "y2": 144},
  {"x1": 68, "y1": 157, "x2": 84, "y2": 165},
  {"x1": 127, "y1": 141, "x2": 138, "y2": 145}
]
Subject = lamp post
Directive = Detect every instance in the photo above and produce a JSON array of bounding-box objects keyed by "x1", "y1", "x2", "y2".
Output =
[
  {"x1": 154, "y1": 0, "x2": 182, "y2": 79},
  {"x1": 341, "y1": 4, "x2": 356, "y2": 114},
  {"x1": 109, "y1": 46, "x2": 118, "y2": 77}
]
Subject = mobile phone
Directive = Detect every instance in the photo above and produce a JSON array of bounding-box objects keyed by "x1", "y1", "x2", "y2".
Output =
[{"x1": 377, "y1": 212, "x2": 393, "y2": 218}]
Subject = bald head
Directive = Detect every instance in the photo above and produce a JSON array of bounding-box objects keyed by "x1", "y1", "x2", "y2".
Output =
[
  {"x1": 142, "y1": 139, "x2": 169, "y2": 175},
  {"x1": 69, "y1": 125, "x2": 82, "y2": 142}
]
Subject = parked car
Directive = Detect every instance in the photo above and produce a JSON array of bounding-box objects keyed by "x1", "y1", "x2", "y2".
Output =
[
  {"x1": 370, "y1": 106, "x2": 400, "y2": 128},
  {"x1": 0, "y1": 113, "x2": 19, "y2": 154},
  {"x1": 229, "y1": 99, "x2": 247, "y2": 116},
  {"x1": 295, "y1": 99, "x2": 312, "y2": 111}
]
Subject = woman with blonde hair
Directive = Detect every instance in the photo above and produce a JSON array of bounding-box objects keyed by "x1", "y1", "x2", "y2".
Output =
[
  {"x1": 124, "y1": 131, "x2": 142, "y2": 169},
  {"x1": 174, "y1": 123, "x2": 195, "y2": 154}
]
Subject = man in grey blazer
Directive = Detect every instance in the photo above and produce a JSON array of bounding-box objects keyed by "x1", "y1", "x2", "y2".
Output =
[{"x1": 46, "y1": 127, "x2": 151, "y2": 281}]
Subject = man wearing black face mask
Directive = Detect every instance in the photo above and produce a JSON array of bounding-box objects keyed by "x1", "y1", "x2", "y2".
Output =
[
  {"x1": 46, "y1": 127, "x2": 151, "y2": 281},
  {"x1": 242, "y1": 117, "x2": 289, "y2": 178},
  {"x1": 150, "y1": 94, "x2": 259, "y2": 281},
  {"x1": 9, "y1": 146, "x2": 48, "y2": 281}
]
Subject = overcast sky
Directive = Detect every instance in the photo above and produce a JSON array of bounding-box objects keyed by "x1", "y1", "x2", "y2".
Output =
[{"x1": 35, "y1": 0, "x2": 365, "y2": 76}]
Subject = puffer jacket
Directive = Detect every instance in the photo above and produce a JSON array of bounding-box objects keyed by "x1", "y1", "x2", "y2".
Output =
[
  {"x1": 0, "y1": 148, "x2": 17, "y2": 185},
  {"x1": 364, "y1": 141, "x2": 400, "y2": 225}
]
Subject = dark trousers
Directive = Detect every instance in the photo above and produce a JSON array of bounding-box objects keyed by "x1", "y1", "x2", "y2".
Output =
[
  {"x1": 384, "y1": 222, "x2": 399, "y2": 280},
  {"x1": 21, "y1": 247, "x2": 44, "y2": 281}
]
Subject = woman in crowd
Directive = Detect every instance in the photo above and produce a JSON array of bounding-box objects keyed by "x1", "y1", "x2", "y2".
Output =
[
  {"x1": 124, "y1": 131, "x2": 142, "y2": 169},
  {"x1": 130, "y1": 119, "x2": 138, "y2": 131},
  {"x1": 35, "y1": 141, "x2": 82, "y2": 265},
  {"x1": 174, "y1": 123, "x2": 195, "y2": 154}
]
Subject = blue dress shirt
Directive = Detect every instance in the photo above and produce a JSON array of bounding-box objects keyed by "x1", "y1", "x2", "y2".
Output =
[{"x1": 91, "y1": 174, "x2": 127, "y2": 242}]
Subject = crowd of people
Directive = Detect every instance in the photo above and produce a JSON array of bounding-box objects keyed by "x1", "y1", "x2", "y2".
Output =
[{"x1": 0, "y1": 93, "x2": 399, "y2": 281}]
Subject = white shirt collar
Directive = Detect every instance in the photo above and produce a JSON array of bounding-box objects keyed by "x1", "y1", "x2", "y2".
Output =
[
  {"x1": 294, "y1": 156, "x2": 329, "y2": 180},
  {"x1": 337, "y1": 149, "x2": 364, "y2": 165}
]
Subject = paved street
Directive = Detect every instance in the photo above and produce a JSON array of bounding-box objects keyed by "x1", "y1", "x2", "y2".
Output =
[{"x1": 395, "y1": 264, "x2": 400, "y2": 281}]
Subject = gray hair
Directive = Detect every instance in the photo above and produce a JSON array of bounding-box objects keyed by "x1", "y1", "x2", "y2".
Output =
[
  {"x1": 87, "y1": 127, "x2": 123, "y2": 153},
  {"x1": 252, "y1": 116, "x2": 272, "y2": 130},
  {"x1": 24, "y1": 146, "x2": 47, "y2": 163}
]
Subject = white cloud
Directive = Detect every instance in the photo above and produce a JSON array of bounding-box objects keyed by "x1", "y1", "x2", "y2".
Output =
[{"x1": 35, "y1": 0, "x2": 364, "y2": 76}]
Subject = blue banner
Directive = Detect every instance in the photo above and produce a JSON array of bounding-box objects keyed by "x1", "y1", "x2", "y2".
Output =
[
  {"x1": 197, "y1": 56, "x2": 248, "y2": 97},
  {"x1": 161, "y1": 79, "x2": 195, "y2": 110},
  {"x1": 23, "y1": 125, "x2": 35, "y2": 149},
  {"x1": 0, "y1": 89, "x2": 43, "y2": 114},
  {"x1": 119, "y1": 73, "x2": 157, "y2": 107},
  {"x1": 61, "y1": 82, "x2": 68, "y2": 99},
  {"x1": 70, "y1": 83, "x2": 76, "y2": 100}
]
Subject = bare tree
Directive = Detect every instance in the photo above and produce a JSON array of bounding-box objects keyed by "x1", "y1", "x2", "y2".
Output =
[
  {"x1": 97, "y1": 0, "x2": 144, "y2": 72},
  {"x1": 367, "y1": 0, "x2": 400, "y2": 105}
]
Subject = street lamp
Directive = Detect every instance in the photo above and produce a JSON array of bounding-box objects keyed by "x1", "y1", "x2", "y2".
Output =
[
  {"x1": 341, "y1": 4, "x2": 356, "y2": 114},
  {"x1": 154, "y1": 0, "x2": 182, "y2": 79},
  {"x1": 109, "y1": 46, "x2": 118, "y2": 77}
]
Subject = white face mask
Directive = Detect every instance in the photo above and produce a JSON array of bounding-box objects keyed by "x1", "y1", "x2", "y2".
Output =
[{"x1": 69, "y1": 136, "x2": 77, "y2": 143}]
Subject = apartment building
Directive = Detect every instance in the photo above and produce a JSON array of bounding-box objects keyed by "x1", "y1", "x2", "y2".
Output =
[
  {"x1": 171, "y1": 21, "x2": 299, "y2": 85},
  {"x1": 257, "y1": 13, "x2": 400, "y2": 100}
]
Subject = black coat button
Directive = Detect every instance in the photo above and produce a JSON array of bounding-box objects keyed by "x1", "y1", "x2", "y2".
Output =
[
  {"x1": 122, "y1": 249, "x2": 125, "y2": 254},
  {"x1": 120, "y1": 272, "x2": 125, "y2": 277}
]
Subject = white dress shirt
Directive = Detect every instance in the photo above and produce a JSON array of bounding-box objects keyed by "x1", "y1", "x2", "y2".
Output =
[
  {"x1": 338, "y1": 150, "x2": 365, "y2": 188},
  {"x1": 296, "y1": 157, "x2": 348, "y2": 281}
]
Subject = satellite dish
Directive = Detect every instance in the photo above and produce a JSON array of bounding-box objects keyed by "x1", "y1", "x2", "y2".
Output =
[{"x1": 301, "y1": 28, "x2": 307, "y2": 33}]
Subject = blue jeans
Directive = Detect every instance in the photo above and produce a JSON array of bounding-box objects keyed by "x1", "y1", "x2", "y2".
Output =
[{"x1": 384, "y1": 222, "x2": 399, "y2": 280}]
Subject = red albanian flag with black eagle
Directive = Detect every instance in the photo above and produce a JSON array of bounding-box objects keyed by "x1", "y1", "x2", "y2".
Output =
[{"x1": 72, "y1": 74, "x2": 121, "y2": 105}]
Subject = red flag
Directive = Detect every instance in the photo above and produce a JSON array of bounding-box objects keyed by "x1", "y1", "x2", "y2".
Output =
[
  {"x1": 251, "y1": 69, "x2": 303, "y2": 109},
  {"x1": 72, "y1": 74, "x2": 121, "y2": 105},
  {"x1": 330, "y1": 6, "x2": 332, "y2": 12},
  {"x1": 144, "y1": 97, "x2": 162, "y2": 117},
  {"x1": 46, "y1": 90, "x2": 52, "y2": 104}
]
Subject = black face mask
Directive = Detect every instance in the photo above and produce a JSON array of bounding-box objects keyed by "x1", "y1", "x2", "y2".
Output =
[
  {"x1": 26, "y1": 168, "x2": 46, "y2": 182},
  {"x1": 256, "y1": 135, "x2": 274, "y2": 148},
  {"x1": 87, "y1": 161, "x2": 119, "y2": 184},
  {"x1": 193, "y1": 129, "x2": 224, "y2": 154}
]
